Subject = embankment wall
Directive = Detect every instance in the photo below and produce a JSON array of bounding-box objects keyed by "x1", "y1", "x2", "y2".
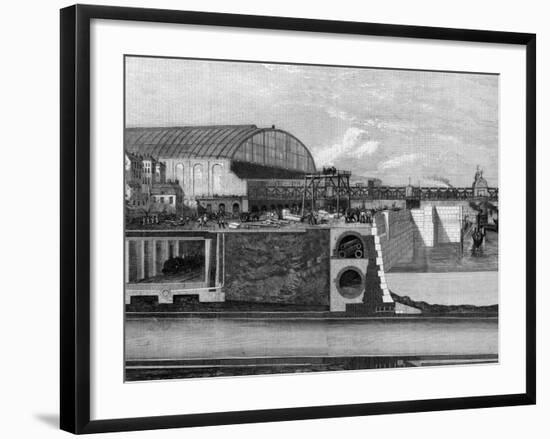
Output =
[
  {"x1": 373, "y1": 205, "x2": 463, "y2": 272},
  {"x1": 374, "y1": 210, "x2": 414, "y2": 272},
  {"x1": 410, "y1": 205, "x2": 463, "y2": 247},
  {"x1": 434, "y1": 205, "x2": 463, "y2": 244}
]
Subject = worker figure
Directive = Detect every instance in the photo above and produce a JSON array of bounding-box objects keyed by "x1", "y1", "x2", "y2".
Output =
[
  {"x1": 367, "y1": 209, "x2": 374, "y2": 224},
  {"x1": 217, "y1": 210, "x2": 226, "y2": 229},
  {"x1": 472, "y1": 226, "x2": 485, "y2": 250},
  {"x1": 198, "y1": 213, "x2": 207, "y2": 229},
  {"x1": 307, "y1": 211, "x2": 317, "y2": 225},
  {"x1": 346, "y1": 208, "x2": 356, "y2": 223}
]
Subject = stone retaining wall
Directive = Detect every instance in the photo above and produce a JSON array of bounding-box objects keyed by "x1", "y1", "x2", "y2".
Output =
[
  {"x1": 434, "y1": 205, "x2": 462, "y2": 243},
  {"x1": 411, "y1": 205, "x2": 436, "y2": 247},
  {"x1": 374, "y1": 210, "x2": 414, "y2": 272}
]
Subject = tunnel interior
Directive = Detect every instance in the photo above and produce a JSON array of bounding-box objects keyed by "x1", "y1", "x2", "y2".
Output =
[
  {"x1": 337, "y1": 268, "x2": 364, "y2": 299},
  {"x1": 336, "y1": 233, "x2": 365, "y2": 259}
]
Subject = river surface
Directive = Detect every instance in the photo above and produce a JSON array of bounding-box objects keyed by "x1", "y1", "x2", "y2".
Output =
[
  {"x1": 126, "y1": 317, "x2": 498, "y2": 360},
  {"x1": 386, "y1": 272, "x2": 498, "y2": 306}
]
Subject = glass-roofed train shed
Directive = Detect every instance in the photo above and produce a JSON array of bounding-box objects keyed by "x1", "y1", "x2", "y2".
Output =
[{"x1": 124, "y1": 124, "x2": 317, "y2": 216}]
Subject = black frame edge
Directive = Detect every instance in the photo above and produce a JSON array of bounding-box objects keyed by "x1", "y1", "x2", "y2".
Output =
[
  {"x1": 525, "y1": 34, "x2": 536, "y2": 404},
  {"x1": 74, "y1": 3, "x2": 535, "y2": 44},
  {"x1": 78, "y1": 394, "x2": 532, "y2": 434},
  {"x1": 61, "y1": 4, "x2": 93, "y2": 434},
  {"x1": 60, "y1": 4, "x2": 77, "y2": 434},
  {"x1": 60, "y1": 4, "x2": 537, "y2": 434}
]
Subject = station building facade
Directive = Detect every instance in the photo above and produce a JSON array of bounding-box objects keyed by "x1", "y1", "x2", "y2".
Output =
[{"x1": 125, "y1": 124, "x2": 317, "y2": 215}]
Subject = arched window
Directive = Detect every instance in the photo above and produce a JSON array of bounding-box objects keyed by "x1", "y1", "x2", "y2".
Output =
[
  {"x1": 176, "y1": 163, "x2": 184, "y2": 189},
  {"x1": 211, "y1": 164, "x2": 223, "y2": 195},
  {"x1": 193, "y1": 164, "x2": 203, "y2": 195},
  {"x1": 235, "y1": 130, "x2": 316, "y2": 173}
]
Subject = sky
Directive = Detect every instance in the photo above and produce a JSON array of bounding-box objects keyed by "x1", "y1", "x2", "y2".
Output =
[{"x1": 126, "y1": 56, "x2": 498, "y2": 187}]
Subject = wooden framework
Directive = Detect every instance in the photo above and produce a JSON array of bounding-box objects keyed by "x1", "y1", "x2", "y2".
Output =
[{"x1": 300, "y1": 170, "x2": 352, "y2": 216}]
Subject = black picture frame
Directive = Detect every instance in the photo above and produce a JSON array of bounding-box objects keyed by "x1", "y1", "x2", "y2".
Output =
[{"x1": 60, "y1": 4, "x2": 536, "y2": 434}]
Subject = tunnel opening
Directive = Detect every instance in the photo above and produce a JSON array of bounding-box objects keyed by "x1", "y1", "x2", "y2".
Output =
[
  {"x1": 337, "y1": 268, "x2": 364, "y2": 299},
  {"x1": 336, "y1": 233, "x2": 365, "y2": 259}
]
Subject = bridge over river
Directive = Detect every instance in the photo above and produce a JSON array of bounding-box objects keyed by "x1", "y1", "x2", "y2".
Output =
[
  {"x1": 247, "y1": 181, "x2": 499, "y2": 203},
  {"x1": 245, "y1": 177, "x2": 498, "y2": 215}
]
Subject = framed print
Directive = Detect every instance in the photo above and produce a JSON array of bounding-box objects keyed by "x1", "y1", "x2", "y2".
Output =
[{"x1": 60, "y1": 4, "x2": 536, "y2": 434}]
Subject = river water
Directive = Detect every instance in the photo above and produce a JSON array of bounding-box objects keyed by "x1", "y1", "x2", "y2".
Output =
[{"x1": 126, "y1": 317, "x2": 498, "y2": 360}]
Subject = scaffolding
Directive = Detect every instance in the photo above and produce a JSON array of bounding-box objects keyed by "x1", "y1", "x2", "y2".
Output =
[{"x1": 300, "y1": 170, "x2": 352, "y2": 217}]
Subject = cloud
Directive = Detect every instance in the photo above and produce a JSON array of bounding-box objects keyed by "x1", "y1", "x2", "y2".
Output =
[
  {"x1": 127, "y1": 57, "x2": 498, "y2": 186},
  {"x1": 378, "y1": 153, "x2": 419, "y2": 171},
  {"x1": 355, "y1": 141, "x2": 379, "y2": 156},
  {"x1": 433, "y1": 134, "x2": 461, "y2": 144},
  {"x1": 314, "y1": 127, "x2": 380, "y2": 166},
  {"x1": 326, "y1": 107, "x2": 357, "y2": 123}
]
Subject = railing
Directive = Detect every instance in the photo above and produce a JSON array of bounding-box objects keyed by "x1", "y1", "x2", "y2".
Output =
[
  {"x1": 305, "y1": 170, "x2": 352, "y2": 177},
  {"x1": 247, "y1": 185, "x2": 498, "y2": 201}
]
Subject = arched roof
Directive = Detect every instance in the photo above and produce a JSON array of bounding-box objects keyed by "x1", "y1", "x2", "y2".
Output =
[{"x1": 125, "y1": 125, "x2": 316, "y2": 172}]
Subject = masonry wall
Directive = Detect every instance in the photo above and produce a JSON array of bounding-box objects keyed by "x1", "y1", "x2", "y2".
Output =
[
  {"x1": 223, "y1": 205, "x2": 463, "y2": 306},
  {"x1": 409, "y1": 204, "x2": 464, "y2": 247},
  {"x1": 374, "y1": 210, "x2": 414, "y2": 272},
  {"x1": 434, "y1": 205, "x2": 463, "y2": 243},
  {"x1": 420, "y1": 199, "x2": 492, "y2": 224},
  {"x1": 161, "y1": 157, "x2": 247, "y2": 206},
  {"x1": 411, "y1": 205, "x2": 436, "y2": 247}
]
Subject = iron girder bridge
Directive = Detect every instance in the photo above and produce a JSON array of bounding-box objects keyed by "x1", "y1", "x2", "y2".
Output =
[{"x1": 247, "y1": 182, "x2": 499, "y2": 203}]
